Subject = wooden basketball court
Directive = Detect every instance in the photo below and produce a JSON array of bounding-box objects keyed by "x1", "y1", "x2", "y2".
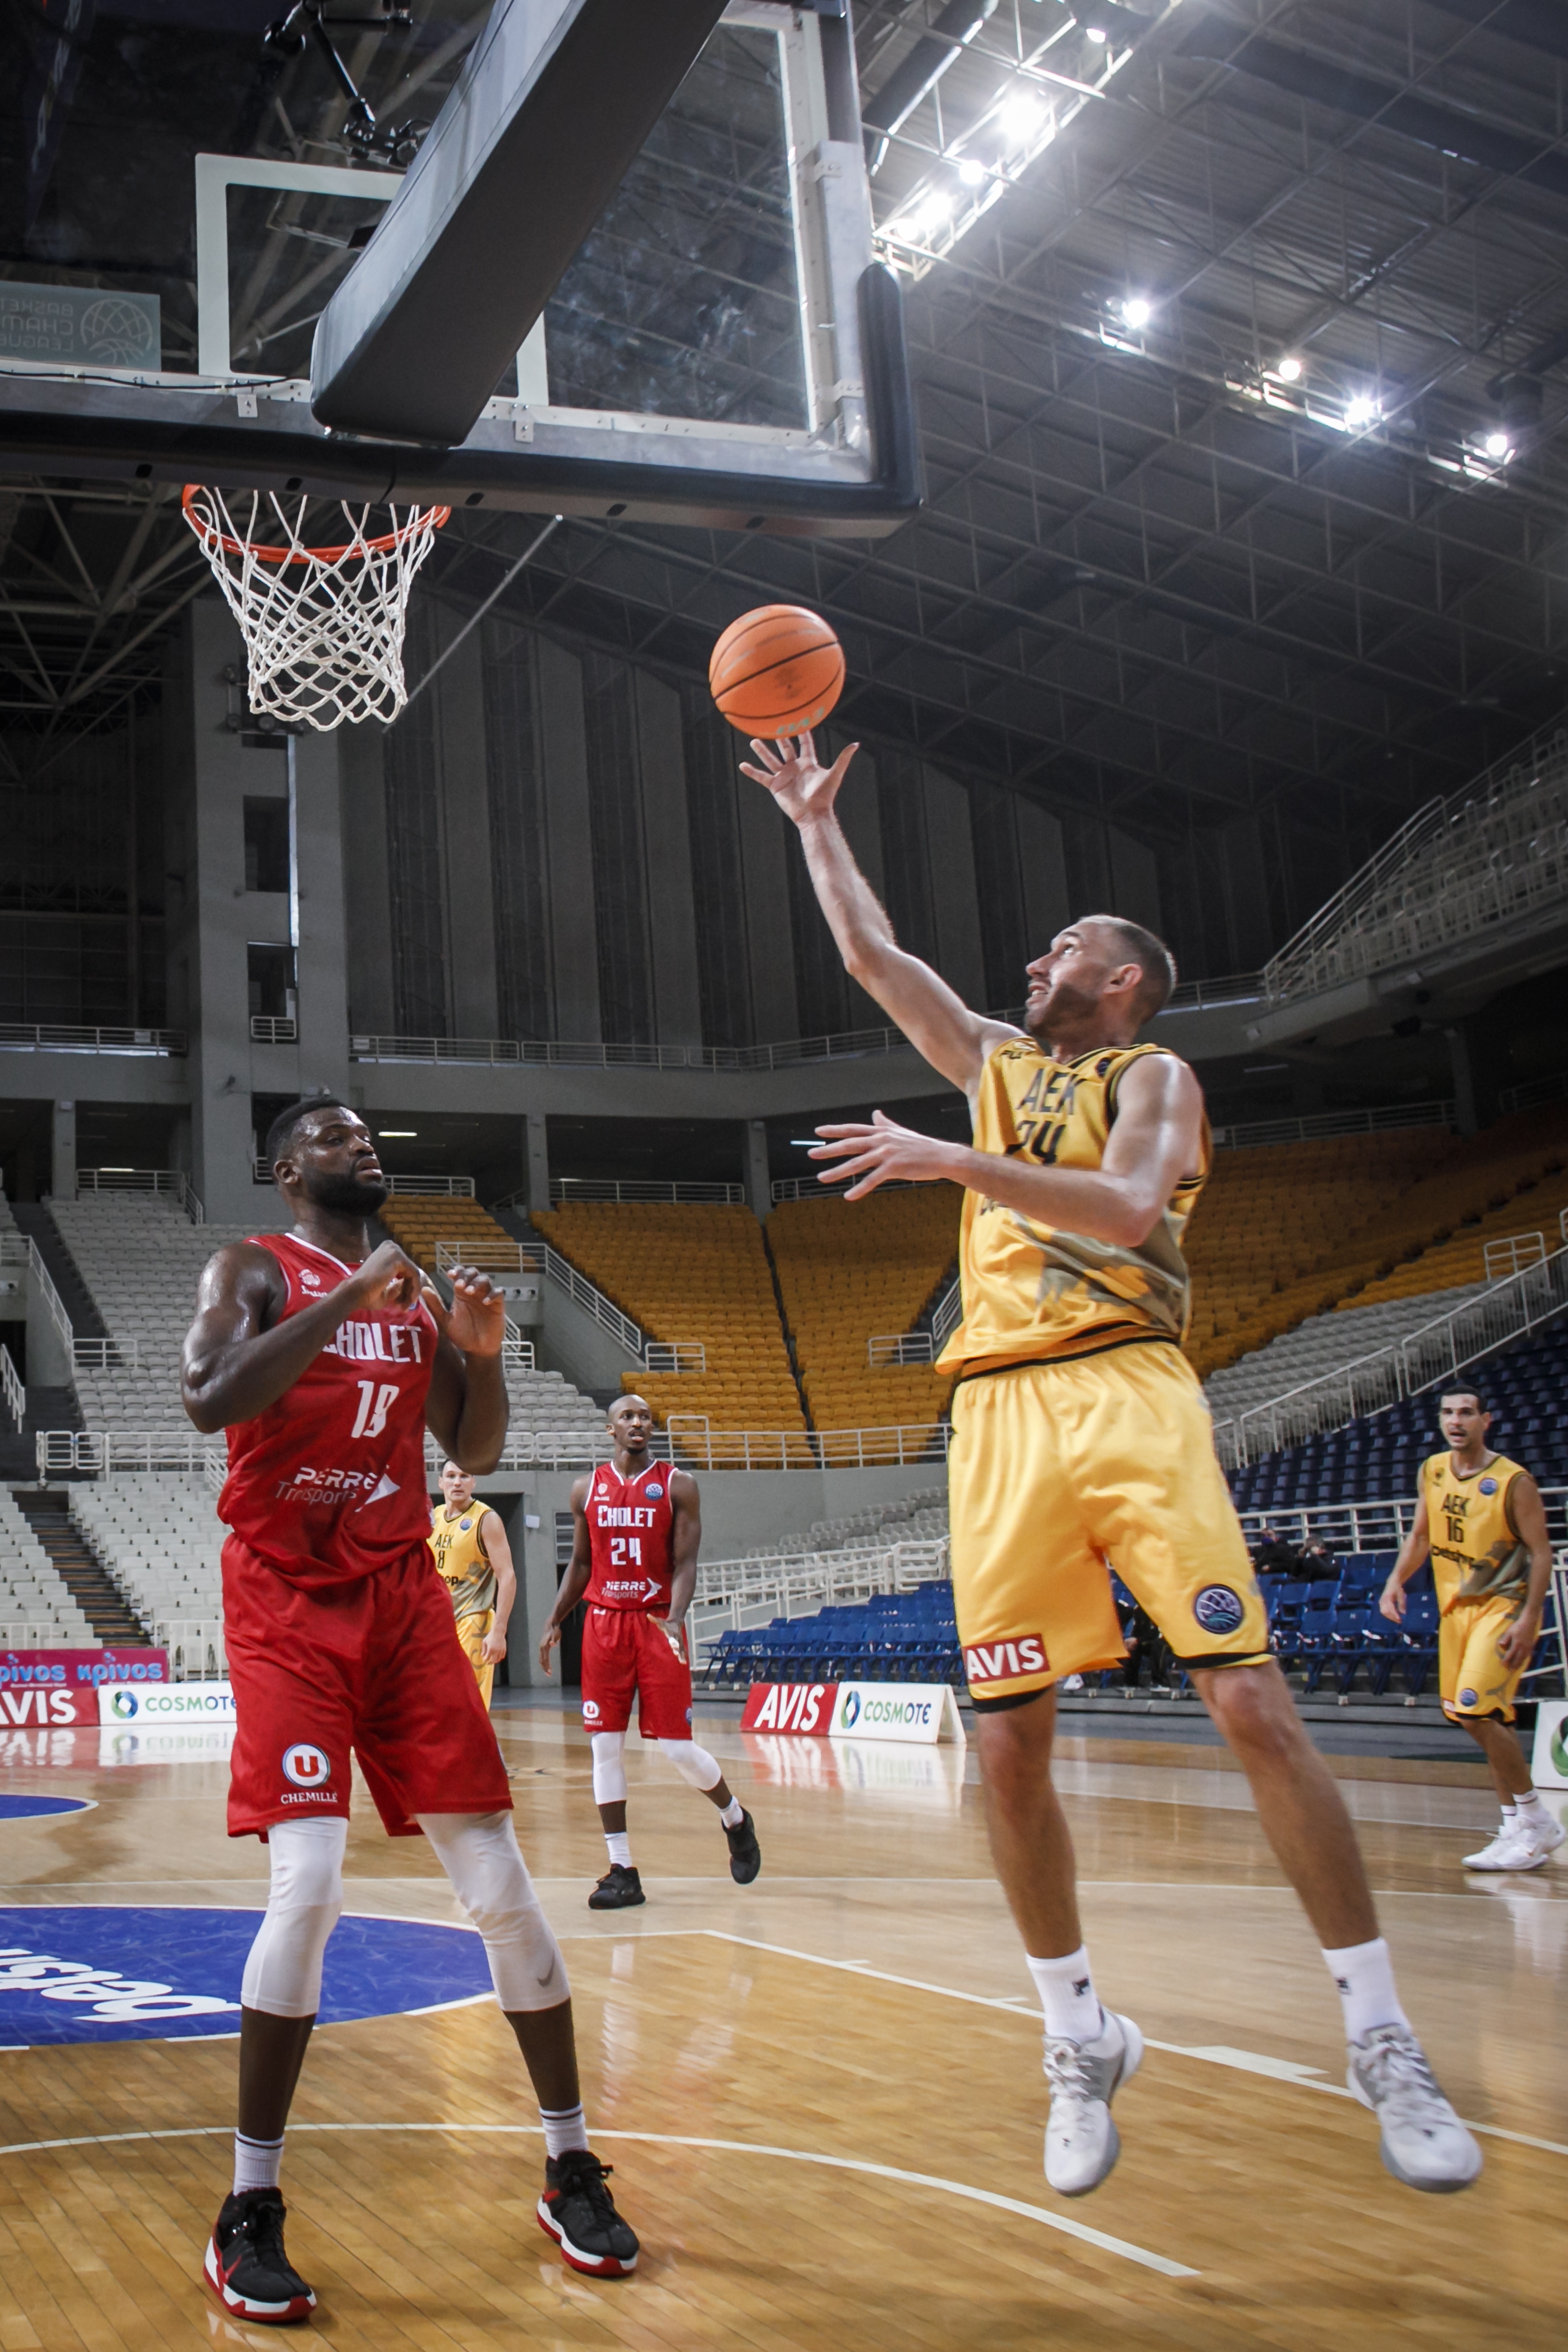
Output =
[{"x1": 0, "y1": 1705, "x2": 1562, "y2": 2352}]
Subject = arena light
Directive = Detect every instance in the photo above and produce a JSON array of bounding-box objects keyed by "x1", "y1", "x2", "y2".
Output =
[
  {"x1": 1483, "y1": 429, "x2": 1512, "y2": 459},
  {"x1": 1275, "y1": 356, "x2": 1303, "y2": 382},
  {"x1": 1344, "y1": 394, "x2": 1379, "y2": 429},
  {"x1": 956, "y1": 159, "x2": 986, "y2": 187},
  {"x1": 379, "y1": 1128, "x2": 417, "y2": 1137},
  {"x1": 1121, "y1": 295, "x2": 1152, "y2": 329},
  {"x1": 999, "y1": 89, "x2": 1044, "y2": 140},
  {"x1": 1084, "y1": 23, "x2": 1108, "y2": 40}
]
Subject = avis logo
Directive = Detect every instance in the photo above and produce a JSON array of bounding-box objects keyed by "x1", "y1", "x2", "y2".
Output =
[
  {"x1": 962, "y1": 1635, "x2": 1048, "y2": 1686},
  {"x1": 281, "y1": 1743, "x2": 331, "y2": 1788}
]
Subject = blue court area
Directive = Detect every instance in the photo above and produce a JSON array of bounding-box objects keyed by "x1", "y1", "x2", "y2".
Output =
[
  {"x1": 0, "y1": 1796, "x2": 95, "y2": 1822},
  {"x1": 0, "y1": 1907, "x2": 493, "y2": 2046}
]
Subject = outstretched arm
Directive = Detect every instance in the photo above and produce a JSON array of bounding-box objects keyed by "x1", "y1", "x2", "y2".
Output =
[
  {"x1": 478, "y1": 1508, "x2": 517, "y2": 1667},
  {"x1": 1380, "y1": 1497, "x2": 1430, "y2": 1623},
  {"x1": 423, "y1": 1266, "x2": 509, "y2": 1475},
  {"x1": 808, "y1": 1052, "x2": 1204, "y2": 1248},
  {"x1": 740, "y1": 734, "x2": 1018, "y2": 1094},
  {"x1": 1498, "y1": 1473, "x2": 1553, "y2": 1670},
  {"x1": 538, "y1": 1477, "x2": 593, "y2": 1677},
  {"x1": 661, "y1": 1470, "x2": 702, "y2": 1660}
]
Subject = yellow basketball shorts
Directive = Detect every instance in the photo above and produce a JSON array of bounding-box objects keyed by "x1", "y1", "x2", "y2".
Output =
[
  {"x1": 455, "y1": 1609, "x2": 496, "y2": 1711},
  {"x1": 1440, "y1": 1594, "x2": 1528, "y2": 1724},
  {"x1": 947, "y1": 1342, "x2": 1270, "y2": 1705}
]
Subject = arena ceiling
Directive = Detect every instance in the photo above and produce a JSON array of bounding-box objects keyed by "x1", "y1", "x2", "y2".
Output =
[{"x1": 5, "y1": 0, "x2": 1568, "y2": 914}]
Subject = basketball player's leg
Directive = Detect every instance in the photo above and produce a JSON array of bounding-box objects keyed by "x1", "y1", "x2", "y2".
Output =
[
  {"x1": 582, "y1": 1610, "x2": 645, "y2": 1906},
  {"x1": 209, "y1": 1546, "x2": 360, "y2": 2320},
  {"x1": 637, "y1": 1616, "x2": 760, "y2": 1881},
  {"x1": 1085, "y1": 1348, "x2": 1480, "y2": 2191},
  {"x1": 949, "y1": 1369, "x2": 1140, "y2": 2196},
  {"x1": 356, "y1": 1557, "x2": 639, "y2": 2273},
  {"x1": 1442, "y1": 1602, "x2": 1560, "y2": 1866}
]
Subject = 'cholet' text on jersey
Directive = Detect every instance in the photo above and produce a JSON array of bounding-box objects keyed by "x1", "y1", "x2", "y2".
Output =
[
  {"x1": 584, "y1": 1460, "x2": 676, "y2": 1611},
  {"x1": 217, "y1": 1232, "x2": 439, "y2": 1584}
]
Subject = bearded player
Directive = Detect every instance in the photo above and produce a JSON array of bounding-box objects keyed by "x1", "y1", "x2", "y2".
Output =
[
  {"x1": 1381, "y1": 1386, "x2": 1562, "y2": 1872},
  {"x1": 181, "y1": 1099, "x2": 638, "y2": 2324},
  {"x1": 539, "y1": 1393, "x2": 760, "y2": 1907},
  {"x1": 744, "y1": 731, "x2": 1480, "y2": 2200}
]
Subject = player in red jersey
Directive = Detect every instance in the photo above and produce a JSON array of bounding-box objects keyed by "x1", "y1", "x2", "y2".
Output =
[
  {"x1": 181, "y1": 1099, "x2": 638, "y2": 2324},
  {"x1": 539, "y1": 1393, "x2": 760, "y2": 1908}
]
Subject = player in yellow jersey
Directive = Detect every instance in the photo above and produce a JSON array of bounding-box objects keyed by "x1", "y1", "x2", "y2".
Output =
[
  {"x1": 743, "y1": 729, "x2": 1480, "y2": 2199},
  {"x1": 430, "y1": 1459, "x2": 517, "y2": 1708},
  {"x1": 1382, "y1": 1387, "x2": 1561, "y2": 1872}
]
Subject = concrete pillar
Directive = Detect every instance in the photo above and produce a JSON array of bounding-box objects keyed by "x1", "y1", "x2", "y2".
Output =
[
  {"x1": 536, "y1": 638, "x2": 601, "y2": 1041},
  {"x1": 741, "y1": 1118, "x2": 771, "y2": 1221},
  {"x1": 1017, "y1": 800, "x2": 1069, "y2": 961},
  {"x1": 923, "y1": 766, "x2": 986, "y2": 1009},
  {"x1": 1447, "y1": 1025, "x2": 1479, "y2": 1136},
  {"x1": 435, "y1": 612, "x2": 499, "y2": 1040},
  {"x1": 338, "y1": 723, "x2": 394, "y2": 1034},
  {"x1": 524, "y1": 1111, "x2": 550, "y2": 1217},
  {"x1": 291, "y1": 732, "x2": 352, "y2": 1104},
  {"x1": 634, "y1": 672, "x2": 703, "y2": 1048},
  {"x1": 50, "y1": 1100, "x2": 76, "y2": 1199},
  {"x1": 737, "y1": 779, "x2": 799, "y2": 1043},
  {"x1": 180, "y1": 603, "x2": 269, "y2": 1223}
]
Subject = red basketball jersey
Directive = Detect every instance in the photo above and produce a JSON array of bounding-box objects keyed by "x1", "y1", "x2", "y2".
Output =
[
  {"x1": 583, "y1": 1459, "x2": 676, "y2": 1611},
  {"x1": 217, "y1": 1233, "x2": 438, "y2": 1585}
]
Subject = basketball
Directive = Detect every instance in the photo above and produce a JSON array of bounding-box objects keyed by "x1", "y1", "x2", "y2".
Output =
[{"x1": 709, "y1": 604, "x2": 845, "y2": 738}]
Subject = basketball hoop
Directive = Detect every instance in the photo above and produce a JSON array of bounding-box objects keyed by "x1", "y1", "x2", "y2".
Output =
[{"x1": 182, "y1": 485, "x2": 449, "y2": 731}]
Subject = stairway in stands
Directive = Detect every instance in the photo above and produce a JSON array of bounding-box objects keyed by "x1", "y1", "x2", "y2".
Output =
[{"x1": 12, "y1": 1490, "x2": 149, "y2": 1644}]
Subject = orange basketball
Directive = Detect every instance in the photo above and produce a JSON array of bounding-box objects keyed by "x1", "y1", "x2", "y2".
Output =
[{"x1": 709, "y1": 604, "x2": 845, "y2": 738}]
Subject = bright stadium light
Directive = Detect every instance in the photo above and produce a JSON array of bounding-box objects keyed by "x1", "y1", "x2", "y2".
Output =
[
  {"x1": 1275, "y1": 356, "x2": 1303, "y2": 382},
  {"x1": 956, "y1": 159, "x2": 986, "y2": 187},
  {"x1": 1000, "y1": 90, "x2": 1043, "y2": 139},
  {"x1": 1121, "y1": 295, "x2": 1152, "y2": 329},
  {"x1": 1083, "y1": 22, "x2": 1108, "y2": 40},
  {"x1": 1483, "y1": 429, "x2": 1512, "y2": 459},
  {"x1": 1344, "y1": 394, "x2": 1378, "y2": 429}
]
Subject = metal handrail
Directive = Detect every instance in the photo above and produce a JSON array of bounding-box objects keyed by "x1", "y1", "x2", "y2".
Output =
[
  {"x1": 72, "y1": 1336, "x2": 142, "y2": 1369},
  {"x1": 76, "y1": 1168, "x2": 204, "y2": 1224},
  {"x1": 549, "y1": 1179, "x2": 743, "y2": 1206},
  {"x1": 250, "y1": 1014, "x2": 297, "y2": 1043},
  {"x1": 0, "y1": 1343, "x2": 22, "y2": 1429},
  {"x1": 0, "y1": 1232, "x2": 72, "y2": 1354},
  {"x1": 417, "y1": 1419, "x2": 952, "y2": 1475},
  {"x1": 1214, "y1": 1243, "x2": 1568, "y2": 1469},
  {"x1": 437, "y1": 1237, "x2": 643, "y2": 1358},
  {"x1": 930, "y1": 1277, "x2": 963, "y2": 1352},
  {"x1": 0, "y1": 1023, "x2": 186, "y2": 1056},
  {"x1": 1482, "y1": 1230, "x2": 1548, "y2": 1280},
  {"x1": 1235, "y1": 1491, "x2": 1568, "y2": 1552},
  {"x1": 1263, "y1": 723, "x2": 1568, "y2": 1006},
  {"x1": 1210, "y1": 1100, "x2": 1456, "y2": 1150},
  {"x1": 868, "y1": 1333, "x2": 936, "y2": 1366}
]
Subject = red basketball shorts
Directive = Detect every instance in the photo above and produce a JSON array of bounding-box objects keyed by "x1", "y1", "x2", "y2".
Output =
[
  {"x1": 223, "y1": 1537, "x2": 512, "y2": 1839},
  {"x1": 580, "y1": 1606, "x2": 693, "y2": 1739}
]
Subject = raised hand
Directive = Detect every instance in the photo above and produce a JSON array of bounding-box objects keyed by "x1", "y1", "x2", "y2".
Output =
[
  {"x1": 739, "y1": 731, "x2": 858, "y2": 826},
  {"x1": 440, "y1": 1265, "x2": 507, "y2": 1358},
  {"x1": 347, "y1": 1240, "x2": 424, "y2": 1316},
  {"x1": 809, "y1": 1110, "x2": 960, "y2": 1200}
]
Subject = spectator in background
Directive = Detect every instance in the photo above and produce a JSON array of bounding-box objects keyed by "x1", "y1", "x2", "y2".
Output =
[
  {"x1": 1251, "y1": 1526, "x2": 1298, "y2": 1576},
  {"x1": 1300, "y1": 1536, "x2": 1338, "y2": 1578}
]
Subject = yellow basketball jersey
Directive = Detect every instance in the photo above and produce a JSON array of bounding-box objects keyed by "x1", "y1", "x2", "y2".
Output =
[
  {"x1": 428, "y1": 1503, "x2": 497, "y2": 1622},
  {"x1": 939, "y1": 1038, "x2": 1207, "y2": 1375},
  {"x1": 1422, "y1": 1451, "x2": 1529, "y2": 1611}
]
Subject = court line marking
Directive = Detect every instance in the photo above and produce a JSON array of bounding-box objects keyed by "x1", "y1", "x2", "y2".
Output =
[
  {"x1": 0, "y1": 2122, "x2": 1198, "y2": 2278},
  {"x1": 674, "y1": 1929, "x2": 1568, "y2": 2161}
]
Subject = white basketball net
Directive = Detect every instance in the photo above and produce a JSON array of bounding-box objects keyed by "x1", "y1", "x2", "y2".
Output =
[{"x1": 182, "y1": 486, "x2": 449, "y2": 731}]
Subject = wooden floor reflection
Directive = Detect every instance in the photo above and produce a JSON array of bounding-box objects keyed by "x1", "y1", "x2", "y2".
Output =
[{"x1": 0, "y1": 1702, "x2": 1562, "y2": 2350}]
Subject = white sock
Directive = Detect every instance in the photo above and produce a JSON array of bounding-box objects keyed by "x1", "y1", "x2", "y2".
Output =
[
  {"x1": 540, "y1": 2103, "x2": 589, "y2": 2160},
  {"x1": 1513, "y1": 1789, "x2": 1547, "y2": 1828},
  {"x1": 232, "y1": 2132, "x2": 284, "y2": 2195},
  {"x1": 1026, "y1": 1947, "x2": 1102, "y2": 2044},
  {"x1": 1322, "y1": 1936, "x2": 1410, "y2": 2042},
  {"x1": 605, "y1": 1831, "x2": 633, "y2": 1868},
  {"x1": 718, "y1": 1797, "x2": 744, "y2": 1829}
]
